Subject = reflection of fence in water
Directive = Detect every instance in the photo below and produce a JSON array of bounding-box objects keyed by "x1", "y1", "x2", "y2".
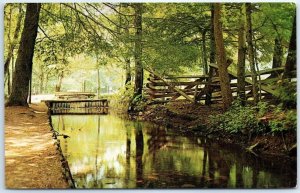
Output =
[{"x1": 48, "y1": 100, "x2": 109, "y2": 115}]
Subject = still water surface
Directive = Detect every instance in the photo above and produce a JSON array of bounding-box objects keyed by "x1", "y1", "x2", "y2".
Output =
[{"x1": 51, "y1": 114, "x2": 296, "y2": 188}]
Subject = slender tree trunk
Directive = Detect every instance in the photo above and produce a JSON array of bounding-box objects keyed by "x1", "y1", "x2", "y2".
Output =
[
  {"x1": 4, "y1": 5, "x2": 23, "y2": 76},
  {"x1": 205, "y1": 4, "x2": 216, "y2": 105},
  {"x1": 55, "y1": 71, "x2": 64, "y2": 92},
  {"x1": 237, "y1": 4, "x2": 246, "y2": 104},
  {"x1": 133, "y1": 3, "x2": 143, "y2": 96},
  {"x1": 202, "y1": 29, "x2": 208, "y2": 75},
  {"x1": 214, "y1": 3, "x2": 233, "y2": 110},
  {"x1": 283, "y1": 14, "x2": 296, "y2": 80},
  {"x1": 6, "y1": 3, "x2": 41, "y2": 106},
  {"x1": 39, "y1": 72, "x2": 44, "y2": 94},
  {"x1": 246, "y1": 3, "x2": 259, "y2": 104},
  {"x1": 270, "y1": 37, "x2": 283, "y2": 78},
  {"x1": 125, "y1": 58, "x2": 131, "y2": 86},
  {"x1": 125, "y1": 28, "x2": 131, "y2": 86},
  {"x1": 97, "y1": 68, "x2": 100, "y2": 98}
]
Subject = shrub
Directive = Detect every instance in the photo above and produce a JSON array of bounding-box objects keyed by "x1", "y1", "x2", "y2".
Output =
[
  {"x1": 277, "y1": 82, "x2": 296, "y2": 108},
  {"x1": 209, "y1": 100, "x2": 261, "y2": 134},
  {"x1": 110, "y1": 83, "x2": 135, "y2": 112},
  {"x1": 269, "y1": 109, "x2": 297, "y2": 132}
]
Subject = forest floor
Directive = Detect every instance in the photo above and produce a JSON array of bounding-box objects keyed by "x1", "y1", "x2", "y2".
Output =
[
  {"x1": 140, "y1": 101, "x2": 296, "y2": 158},
  {"x1": 5, "y1": 103, "x2": 69, "y2": 189}
]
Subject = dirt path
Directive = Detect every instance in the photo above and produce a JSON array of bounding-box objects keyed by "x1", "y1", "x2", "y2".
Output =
[{"x1": 5, "y1": 103, "x2": 69, "y2": 189}]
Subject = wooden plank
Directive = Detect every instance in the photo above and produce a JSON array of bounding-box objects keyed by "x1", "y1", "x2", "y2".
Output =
[
  {"x1": 146, "y1": 69, "x2": 196, "y2": 103},
  {"x1": 149, "y1": 74, "x2": 209, "y2": 79},
  {"x1": 145, "y1": 88, "x2": 198, "y2": 94},
  {"x1": 149, "y1": 91, "x2": 197, "y2": 98},
  {"x1": 42, "y1": 99, "x2": 108, "y2": 103},
  {"x1": 209, "y1": 63, "x2": 279, "y2": 97},
  {"x1": 147, "y1": 81, "x2": 208, "y2": 87},
  {"x1": 245, "y1": 67, "x2": 284, "y2": 76}
]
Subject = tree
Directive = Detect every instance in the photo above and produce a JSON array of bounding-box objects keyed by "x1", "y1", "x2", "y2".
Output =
[
  {"x1": 246, "y1": 3, "x2": 259, "y2": 104},
  {"x1": 269, "y1": 37, "x2": 283, "y2": 78},
  {"x1": 133, "y1": 3, "x2": 143, "y2": 96},
  {"x1": 213, "y1": 3, "x2": 233, "y2": 109},
  {"x1": 4, "y1": 5, "x2": 23, "y2": 77},
  {"x1": 237, "y1": 4, "x2": 246, "y2": 104},
  {"x1": 205, "y1": 4, "x2": 216, "y2": 105},
  {"x1": 283, "y1": 14, "x2": 296, "y2": 79},
  {"x1": 6, "y1": 3, "x2": 41, "y2": 106}
]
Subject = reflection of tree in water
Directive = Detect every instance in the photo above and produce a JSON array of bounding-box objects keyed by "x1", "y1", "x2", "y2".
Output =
[
  {"x1": 125, "y1": 122, "x2": 131, "y2": 187},
  {"x1": 135, "y1": 122, "x2": 144, "y2": 187},
  {"x1": 146, "y1": 125, "x2": 167, "y2": 155},
  {"x1": 93, "y1": 116, "x2": 101, "y2": 187}
]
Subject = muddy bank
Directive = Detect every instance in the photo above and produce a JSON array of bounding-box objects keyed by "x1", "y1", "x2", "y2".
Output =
[
  {"x1": 5, "y1": 103, "x2": 72, "y2": 189},
  {"x1": 138, "y1": 101, "x2": 296, "y2": 159}
]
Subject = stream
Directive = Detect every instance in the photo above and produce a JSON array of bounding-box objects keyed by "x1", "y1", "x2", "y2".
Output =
[{"x1": 51, "y1": 114, "x2": 296, "y2": 188}]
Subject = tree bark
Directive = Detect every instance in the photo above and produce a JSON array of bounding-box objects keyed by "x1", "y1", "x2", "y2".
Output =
[
  {"x1": 4, "y1": 4, "x2": 23, "y2": 76},
  {"x1": 246, "y1": 3, "x2": 259, "y2": 104},
  {"x1": 55, "y1": 71, "x2": 64, "y2": 92},
  {"x1": 39, "y1": 71, "x2": 44, "y2": 94},
  {"x1": 270, "y1": 37, "x2": 283, "y2": 78},
  {"x1": 6, "y1": 3, "x2": 41, "y2": 106},
  {"x1": 133, "y1": 3, "x2": 143, "y2": 97},
  {"x1": 237, "y1": 4, "x2": 246, "y2": 104},
  {"x1": 202, "y1": 29, "x2": 208, "y2": 75},
  {"x1": 213, "y1": 3, "x2": 233, "y2": 110},
  {"x1": 125, "y1": 27, "x2": 131, "y2": 86},
  {"x1": 283, "y1": 14, "x2": 296, "y2": 80},
  {"x1": 205, "y1": 4, "x2": 216, "y2": 105}
]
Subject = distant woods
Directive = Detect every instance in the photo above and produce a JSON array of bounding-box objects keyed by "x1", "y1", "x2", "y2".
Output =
[{"x1": 4, "y1": 3, "x2": 296, "y2": 108}]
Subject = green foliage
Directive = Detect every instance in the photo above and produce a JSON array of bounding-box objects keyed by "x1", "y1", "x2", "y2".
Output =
[
  {"x1": 209, "y1": 100, "x2": 262, "y2": 134},
  {"x1": 269, "y1": 109, "x2": 297, "y2": 132},
  {"x1": 110, "y1": 83, "x2": 135, "y2": 112},
  {"x1": 276, "y1": 82, "x2": 297, "y2": 107},
  {"x1": 257, "y1": 101, "x2": 269, "y2": 117}
]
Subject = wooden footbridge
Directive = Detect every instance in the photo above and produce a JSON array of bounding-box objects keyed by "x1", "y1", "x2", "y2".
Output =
[
  {"x1": 43, "y1": 92, "x2": 109, "y2": 115},
  {"x1": 145, "y1": 63, "x2": 295, "y2": 104}
]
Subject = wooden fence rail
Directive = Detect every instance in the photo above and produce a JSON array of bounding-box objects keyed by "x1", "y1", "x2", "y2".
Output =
[{"x1": 145, "y1": 63, "x2": 290, "y2": 105}]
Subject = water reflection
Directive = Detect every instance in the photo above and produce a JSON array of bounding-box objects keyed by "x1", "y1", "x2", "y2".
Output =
[{"x1": 51, "y1": 115, "x2": 296, "y2": 188}]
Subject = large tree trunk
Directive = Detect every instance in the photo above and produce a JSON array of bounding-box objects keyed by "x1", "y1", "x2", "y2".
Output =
[
  {"x1": 6, "y1": 3, "x2": 41, "y2": 106},
  {"x1": 246, "y1": 3, "x2": 259, "y2": 104},
  {"x1": 133, "y1": 3, "x2": 143, "y2": 96},
  {"x1": 237, "y1": 4, "x2": 246, "y2": 104},
  {"x1": 270, "y1": 37, "x2": 283, "y2": 78},
  {"x1": 283, "y1": 14, "x2": 296, "y2": 79},
  {"x1": 213, "y1": 3, "x2": 233, "y2": 110},
  {"x1": 4, "y1": 4, "x2": 23, "y2": 76}
]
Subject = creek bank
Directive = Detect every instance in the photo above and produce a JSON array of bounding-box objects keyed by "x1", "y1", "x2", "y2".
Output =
[
  {"x1": 5, "y1": 103, "x2": 72, "y2": 188},
  {"x1": 133, "y1": 101, "x2": 296, "y2": 160}
]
